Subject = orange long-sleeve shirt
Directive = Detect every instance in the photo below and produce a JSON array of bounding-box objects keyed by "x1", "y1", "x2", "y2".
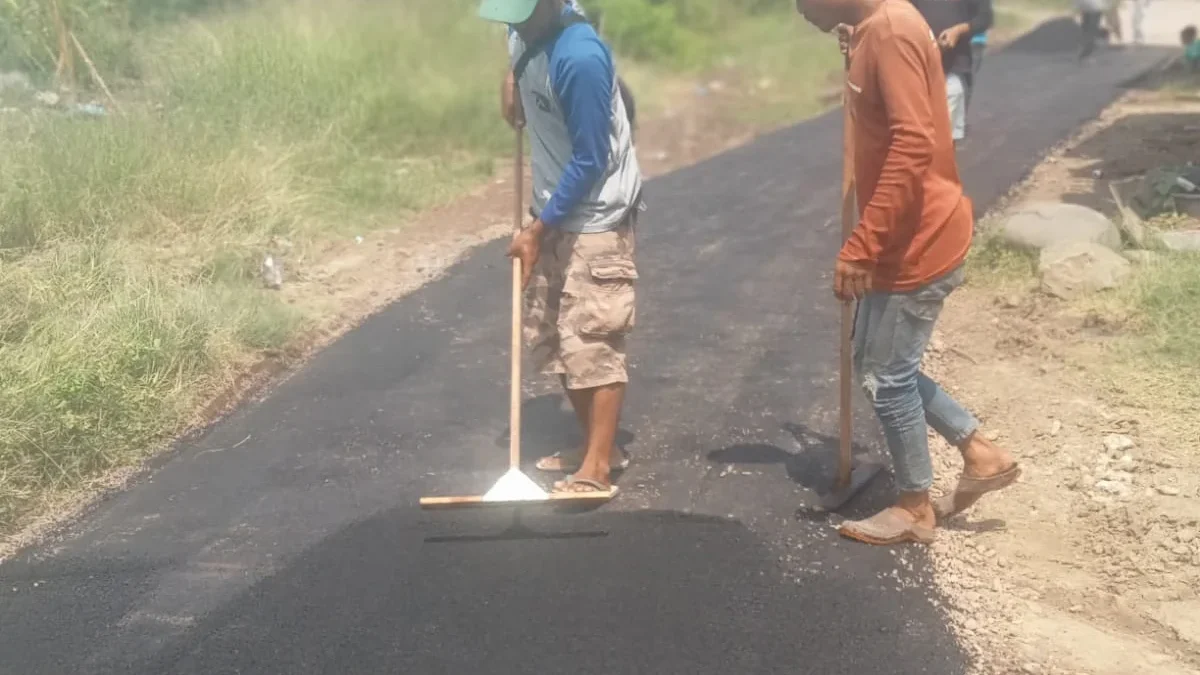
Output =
[{"x1": 838, "y1": 0, "x2": 974, "y2": 293}]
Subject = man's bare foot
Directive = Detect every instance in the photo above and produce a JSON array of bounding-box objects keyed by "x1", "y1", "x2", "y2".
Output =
[
  {"x1": 934, "y1": 432, "x2": 1021, "y2": 520},
  {"x1": 961, "y1": 434, "x2": 1015, "y2": 479},
  {"x1": 839, "y1": 493, "x2": 936, "y2": 546}
]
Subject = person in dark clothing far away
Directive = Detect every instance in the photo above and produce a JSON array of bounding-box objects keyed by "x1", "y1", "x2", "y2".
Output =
[
  {"x1": 1077, "y1": 0, "x2": 1107, "y2": 61},
  {"x1": 1184, "y1": 25, "x2": 1200, "y2": 71},
  {"x1": 834, "y1": 0, "x2": 990, "y2": 147},
  {"x1": 907, "y1": 0, "x2": 992, "y2": 147}
]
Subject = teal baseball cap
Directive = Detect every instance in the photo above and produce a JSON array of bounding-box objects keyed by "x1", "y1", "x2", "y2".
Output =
[{"x1": 478, "y1": 0, "x2": 539, "y2": 24}]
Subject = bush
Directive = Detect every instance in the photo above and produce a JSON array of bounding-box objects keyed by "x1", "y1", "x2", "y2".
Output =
[{"x1": 590, "y1": 0, "x2": 698, "y2": 66}]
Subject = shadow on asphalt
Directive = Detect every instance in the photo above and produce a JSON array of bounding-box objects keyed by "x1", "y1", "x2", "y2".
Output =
[
  {"x1": 129, "y1": 507, "x2": 963, "y2": 675},
  {"x1": 706, "y1": 422, "x2": 897, "y2": 521},
  {"x1": 495, "y1": 393, "x2": 637, "y2": 462}
]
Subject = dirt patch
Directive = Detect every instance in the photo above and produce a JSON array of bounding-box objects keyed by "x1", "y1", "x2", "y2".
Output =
[
  {"x1": 926, "y1": 75, "x2": 1200, "y2": 675},
  {"x1": 1018, "y1": 91, "x2": 1200, "y2": 215}
]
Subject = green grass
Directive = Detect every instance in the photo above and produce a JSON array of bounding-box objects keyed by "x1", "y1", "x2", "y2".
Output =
[
  {"x1": 1117, "y1": 252, "x2": 1200, "y2": 367},
  {"x1": 966, "y1": 232, "x2": 1200, "y2": 393},
  {"x1": 964, "y1": 230, "x2": 1039, "y2": 288},
  {"x1": 709, "y1": 13, "x2": 843, "y2": 127},
  {"x1": 0, "y1": 0, "x2": 528, "y2": 532}
]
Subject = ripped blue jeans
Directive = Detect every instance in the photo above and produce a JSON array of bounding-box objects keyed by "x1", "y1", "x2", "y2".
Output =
[{"x1": 852, "y1": 266, "x2": 979, "y2": 493}]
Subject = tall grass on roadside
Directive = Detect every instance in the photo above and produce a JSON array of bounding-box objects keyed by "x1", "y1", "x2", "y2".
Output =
[
  {"x1": 0, "y1": 0, "x2": 509, "y2": 532},
  {"x1": 964, "y1": 231, "x2": 1039, "y2": 287},
  {"x1": 1122, "y1": 253, "x2": 1200, "y2": 367}
]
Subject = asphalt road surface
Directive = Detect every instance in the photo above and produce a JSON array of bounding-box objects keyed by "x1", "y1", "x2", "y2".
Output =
[{"x1": 0, "y1": 21, "x2": 1172, "y2": 675}]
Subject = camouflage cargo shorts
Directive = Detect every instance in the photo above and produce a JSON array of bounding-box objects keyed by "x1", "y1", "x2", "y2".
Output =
[{"x1": 524, "y1": 217, "x2": 637, "y2": 390}]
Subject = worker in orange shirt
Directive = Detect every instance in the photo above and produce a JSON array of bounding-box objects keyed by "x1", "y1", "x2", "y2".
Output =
[{"x1": 796, "y1": 0, "x2": 1021, "y2": 545}]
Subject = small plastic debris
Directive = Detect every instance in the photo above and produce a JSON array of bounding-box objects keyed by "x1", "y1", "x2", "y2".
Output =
[
  {"x1": 261, "y1": 255, "x2": 283, "y2": 290},
  {"x1": 72, "y1": 103, "x2": 106, "y2": 117}
]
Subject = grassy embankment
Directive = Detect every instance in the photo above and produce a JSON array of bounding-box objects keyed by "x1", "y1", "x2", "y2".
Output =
[{"x1": 0, "y1": 0, "x2": 843, "y2": 535}]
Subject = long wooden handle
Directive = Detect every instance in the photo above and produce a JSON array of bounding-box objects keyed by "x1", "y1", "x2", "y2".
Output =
[
  {"x1": 837, "y1": 49, "x2": 856, "y2": 490},
  {"x1": 511, "y1": 125, "x2": 524, "y2": 471}
]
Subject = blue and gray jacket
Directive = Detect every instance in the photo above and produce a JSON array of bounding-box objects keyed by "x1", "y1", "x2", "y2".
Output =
[{"x1": 508, "y1": 7, "x2": 642, "y2": 234}]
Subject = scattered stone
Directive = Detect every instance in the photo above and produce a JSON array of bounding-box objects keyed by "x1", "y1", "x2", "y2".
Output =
[
  {"x1": 34, "y1": 91, "x2": 60, "y2": 107},
  {"x1": 1095, "y1": 480, "x2": 1131, "y2": 497},
  {"x1": 1038, "y1": 241, "x2": 1131, "y2": 299},
  {"x1": 997, "y1": 293, "x2": 1023, "y2": 309},
  {"x1": 1103, "y1": 434, "x2": 1136, "y2": 455},
  {"x1": 1157, "y1": 485, "x2": 1181, "y2": 496},
  {"x1": 1123, "y1": 249, "x2": 1161, "y2": 265},
  {"x1": 1022, "y1": 662, "x2": 1042, "y2": 674},
  {"x1": 1115, "y1": 455, "x2": 1136, "y2": 472},
  {"x1": 0, "y1": 71, "x2": 31, "y2": 92},
  {"x1": 1159, "y1": 230, "x2": 1200, "y2": 253},
  {"x1": 1001, "y1": 202, "x2": 1123, "y2": 252},
  {"x1": 261, "y1": 254, "x2": 283, "y2": 290},
  {"x1": 1104, "y1": 468, "x2": 1132, "y2": 482},
  {"x1": 1109, "y1": 179, "x2": 1153, "y2": 248},
  {"x1": 1050, "y1": 419, "x2": 1062, "y2": 436},
  {"x1": 1177, "y1": 529, "x2": 1195, "y2": 544},
  {"x1": 983, "y1": 429, "x2": 1001, "y2": 441}
]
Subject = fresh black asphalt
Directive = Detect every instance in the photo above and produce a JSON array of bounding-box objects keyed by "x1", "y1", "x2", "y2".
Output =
[{"x1": 0, "y1": 20, "x2": 1172, "y2": 675}]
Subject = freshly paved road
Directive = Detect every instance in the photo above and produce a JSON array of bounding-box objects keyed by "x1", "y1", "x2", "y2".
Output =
[{"x1": 0, "y1": 21, "x2": 1171, "y2": 675}]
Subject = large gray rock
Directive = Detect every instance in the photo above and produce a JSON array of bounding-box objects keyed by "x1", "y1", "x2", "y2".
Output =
[
  {"x1": 1000, "y1": 202, "x2": 1123, "y2": 252},
  {"x1": 1159, "y1": 230, "x2": 1200, "y2": 252},
  {"x1": 1039, "y1": 241, "x2": 1131, "y2": 299}
]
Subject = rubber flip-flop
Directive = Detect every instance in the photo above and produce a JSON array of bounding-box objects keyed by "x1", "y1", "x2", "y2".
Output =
[
  {"x1": 838, "y1": 509, "x2": 936, "y2": 546},
  {"x1": 551, "y1": 475, "x2": 619, "y2": 499},
  {"x1": 535, "y1": 450, "x2": 630, "y2": 474},
  {"x1": 933, "y1": 463, "x2": 1022, "y2": 520}
]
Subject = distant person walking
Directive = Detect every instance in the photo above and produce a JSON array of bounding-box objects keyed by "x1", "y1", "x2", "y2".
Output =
[
  {"x1": 971, "y1": 29, "x2": 987, "y2": 76},
  {"x1": 1131, "y1": 0, "x2": 1150, "y2": 44},
  {"x1": 1104, "y1": 0, "x2": 1125, "y2": 45},
  {"x1": 1078, "y1": 0, "x2": 1107, "y2": 61},
  {"x1": 1182, "y1": 25, "x2": 1200, "y2": 70}
]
